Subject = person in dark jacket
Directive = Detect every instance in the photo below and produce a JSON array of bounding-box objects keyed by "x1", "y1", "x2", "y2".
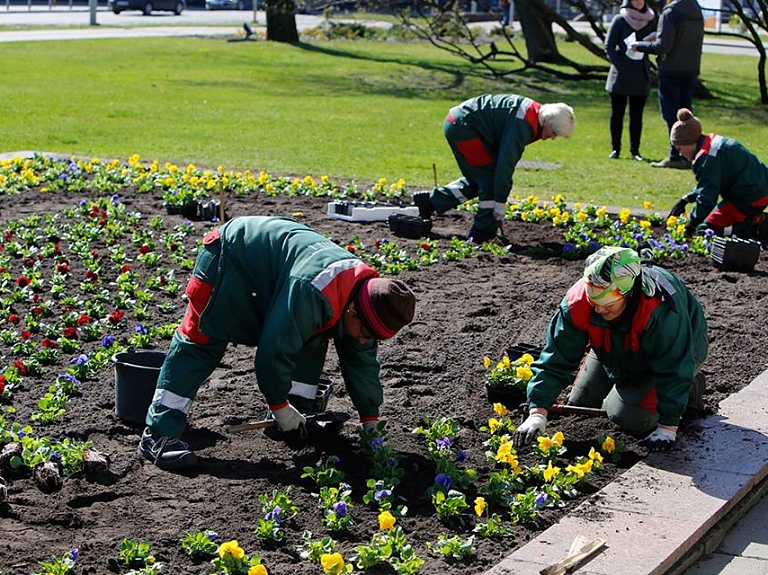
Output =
[
  {"x1": 138, "y1": 216, "x2": 417, "y2": 471},
  {"x1": 514, "y1": 246, "x2": 708, "y2": 452},
  {"x1": 632, "y1": 0, "x2": 704, "y2": 169},
  {"x1": 412, "y1": 94, "x2": 575, "y2": 243},
  {"x1": 605, "y1": 0, "x2": 656, "y2": 161},
  {"x1": 666, "y1": 108, "x2": 768, "y2": 241}
]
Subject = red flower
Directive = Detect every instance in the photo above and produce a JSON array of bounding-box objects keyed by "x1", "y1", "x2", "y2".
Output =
[
  {"x1": 31, "y1": 307, "x2": 43, "y2": 317},
  {"x1": 86, "y1": 270, "x2": 99, "y2": 282},
  {"x1": 42, "y1": 338, "x2": 57, "y2": 348},
  {"x1": 14, "y1": 360, "x2": 26, "y2": 374},
  {"x1": 15, "y1": 276, "x2": 30, "y2": 287},
  {"x1": 139, "y1": 245, "x2": 152, "y2": 255},
  {"x1": 62, "y1": 326, "x2": 78, "y2": 339},
  {"x1": 20, "y1": 331, "x2": 32, "y2": 340},
  {"x1": 77, "y1": 315, "x2": 91, "y2": 326},
  {"x1": 0, "y1": 376, "x2": 5, "y2": 394},
  {"x1": 8, "y1": 314, "x2": 20, "y2": 324},
  {"x1": 31, "y1": 293, "x2": 39, "y2": 303},
  {"x1": 108, "y1": 310, "x2": 125, "y2": 325},
  {"x1": 22, "y1": 257, "x2": 35, "y2": 268},
  {"x1": 90, "y1": 249, "x2": 99, "y2": 259},
  {"x1": 120, "y1": 264, "x2": 132, "y2": 273},
  {"x1": 420, "y1": 243, "x2": 431, "y2": 250},
  {"x1": 346, "y1": 245, "x2": 356, "y2": 253},
  {"x1": 56, "y1": 263, "x2": 69, "y2": 274},
  {"x1": 169, "y1": 243, "x2": 179, "y2": 251}
]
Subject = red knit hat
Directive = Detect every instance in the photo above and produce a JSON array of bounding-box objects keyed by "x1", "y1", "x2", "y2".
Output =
[{"x1": 356, "y1": 278, "x2": 416, "y2": 339}]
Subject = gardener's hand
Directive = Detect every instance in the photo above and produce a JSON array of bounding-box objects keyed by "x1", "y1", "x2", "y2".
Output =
[
  {"x1": 642, "y1": 424, "x2": 677, "y2": 451},
  {"x1": 668, "y1": 198, "x2": 690, "y2": 218},
  {"x1": 270, "y1": 402, "x2": 307, "y2": 433},
  {"x1": 513, "y1": 410, "x2": 547, "y2": 449}
]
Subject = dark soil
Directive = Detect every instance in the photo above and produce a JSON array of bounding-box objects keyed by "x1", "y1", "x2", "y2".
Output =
[{"x1": 2, "y1": 186, "x2": 767, "y2": 575}]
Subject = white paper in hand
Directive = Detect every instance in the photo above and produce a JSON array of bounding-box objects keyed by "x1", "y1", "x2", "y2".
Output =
[{"x1": 624, "y1": 32, "x2": 643, "y2": 61}]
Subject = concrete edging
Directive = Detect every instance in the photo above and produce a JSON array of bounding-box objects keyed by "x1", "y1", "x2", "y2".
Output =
[{"x1": 484, "y1": 369, "x2": 768, "y2": 575}]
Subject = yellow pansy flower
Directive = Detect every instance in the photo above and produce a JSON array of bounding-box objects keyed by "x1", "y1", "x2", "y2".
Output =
[
  {"x1": 643, "y1": 200, "x2": 653, "y2": 210},
  {"x1": 321, "y1": 552, "x2": 345, "y2": 575},
  {"x1": 619, "y1": 208, "x2": 631, "y2": 224},
  {"x1": 488, "y1": 418, "x2": 501, "y2": 433},
  {"x1": 520, "y1": 353, "x2": 534, "y2": 365},
  {"x1": 602, "y1": 436, "x2": 615, "y2": 453},
  {"x1": 249, "y1": 565, "x2": 268, "y2": 575},
  {"x1": 474, "y1": 496, "x2": 486, "y2": 517},
  {"x1": 219, "y1": 540, "x2": 245, "y2": 559},
  {"x1": 493, "y1": 403, "x2": 508, "y2": 417},
  {"x1": 378, "y1": 510, "x2": 396, "y2": 531},
  {"x1": 537, "y1": 436, "x2": 554, "y2": 450},
  {"x1": 589, "y1": 446, "x2": 604, "y2": 463},
  {"x1": 543, "y1": 460, "x2": 560, "y2": 482},
  {"x1": 552, "y1": 431, "x2": 564, "y2": 446},
  {"x1": 640, "y1": 220, "x2": 651, "y2": 229},
  {"x1": 483, "y1": 356, "x2": 493, "y2": 369}
]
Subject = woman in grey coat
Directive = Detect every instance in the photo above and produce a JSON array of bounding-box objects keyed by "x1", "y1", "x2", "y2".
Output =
[{"x1": 605, "y1": 0, "x2": 655, "y2": 161}]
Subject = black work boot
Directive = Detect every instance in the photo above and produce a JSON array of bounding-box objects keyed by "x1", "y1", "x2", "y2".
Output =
[
  {"x1": 138, "y1": 427, "x2": 198, "y2": 470},
  {"x1": 412, "y1": 191, "x2": 435, "y2": 220}
]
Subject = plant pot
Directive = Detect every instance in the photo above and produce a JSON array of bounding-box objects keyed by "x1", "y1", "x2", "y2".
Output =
[
  {"x1": 164, "y1": 202, "x2": 185, "y2": 215},
  {"x1": 484, "y1": 382, "x2": 526, "y2": 411},
  {"x1": 112, "y1": 350, "x2": 166, "y2": 424}
]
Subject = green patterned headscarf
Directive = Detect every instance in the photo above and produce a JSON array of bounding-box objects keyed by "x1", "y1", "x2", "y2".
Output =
[{"x1": 583, "y1": 246, "x2": 642, "y2": 304}]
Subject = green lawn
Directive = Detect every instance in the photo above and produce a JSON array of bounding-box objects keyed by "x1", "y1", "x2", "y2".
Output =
[{"x1": 2, "y1": 35, "x2": 766, "y2": 209}]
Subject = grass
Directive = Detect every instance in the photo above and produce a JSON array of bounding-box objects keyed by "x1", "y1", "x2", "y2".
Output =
[{"x1": 1, "y1": 33, "x2": 767, "y2": 209}]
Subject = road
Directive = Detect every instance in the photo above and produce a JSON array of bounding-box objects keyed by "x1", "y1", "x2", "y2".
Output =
[{"x1": 0, "y1": 1, "x2": 764, "y2": 56}]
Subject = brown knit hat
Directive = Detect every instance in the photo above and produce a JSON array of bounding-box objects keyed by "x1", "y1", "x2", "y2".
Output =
[
  {"x1": 356, "y1": 278, "x2": 416, "y2": 339},
  {"x1": 670, "y1": 108, "x2": 702, "y2": 146}
]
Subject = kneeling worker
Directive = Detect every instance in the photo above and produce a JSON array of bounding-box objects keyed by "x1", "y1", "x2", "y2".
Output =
[{"x1": 514, "y1": 246, "x2": 708, "y2": 452}]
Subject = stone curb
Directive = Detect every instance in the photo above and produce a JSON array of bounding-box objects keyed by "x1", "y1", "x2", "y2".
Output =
[{"x1": 485, "y1": 369, "x2": 768, "y2": 575}]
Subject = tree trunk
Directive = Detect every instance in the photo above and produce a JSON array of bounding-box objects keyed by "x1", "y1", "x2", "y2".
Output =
[
  {"x1": 515, "y1": 0, "x2": 559, "y2": 63},
  {"x1": 266, "y1": 0, "x2": 299, "y2": 42}
]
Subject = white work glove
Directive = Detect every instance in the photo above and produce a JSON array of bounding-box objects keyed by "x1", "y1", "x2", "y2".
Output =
[
  {"x1": 513, "y1": 413, "x2": 547, "y2": 449},
  {"x1": 271, "y1": 403, "x2": 307, "y2": 432},
  {"x1": 643, "y1": 426, "x2": 677, "y2": 451},
  {"x1": 361, "y1": 418, "x2": 380, "y2": 434}
]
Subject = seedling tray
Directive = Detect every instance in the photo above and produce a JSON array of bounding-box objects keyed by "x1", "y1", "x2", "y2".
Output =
[
  {"x1": 314, "y1": 378, "x2": 334, "y2": 413},
  {"x1": 388, "y1": 214, "x2": 433, "y2": 239},
  {"x1": 710, "y1": 236, "x2": 761, "y2": 271},
  {"x1": 505, "y1": 342, "x2": 543, "y2": 361},
  {"x1": 327, "y1": 201, "x2": 420, "y2": 222}
]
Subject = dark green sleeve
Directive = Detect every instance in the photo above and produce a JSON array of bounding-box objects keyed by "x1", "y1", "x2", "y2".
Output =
[
  {"x1": 335, "y1": 337, "x2": 382, "y2": 418},
  {"x1": 689, "y1": 157, "x2": 722, "y2": 227},
  {"x1": 493, "y1": 121, "x2": 532, "y2": 203},
  {"x1": 527, "y1": 299, "x2": 589, "y2": 411},
  {"x1": 255, "y1": 280, "x2": 329, "y2": 405},
  {"x1": 642, "y1": 304, "x2": 699, "y2": 426}
]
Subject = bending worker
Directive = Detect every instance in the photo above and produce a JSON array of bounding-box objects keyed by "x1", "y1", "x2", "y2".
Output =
[
  {"x1": 667, "y1": 108, "x2": 768, "y2": 242},
  {"x1": 514, "y1": 246, "x2": 708, "y2": 452},
  {"x1": 413, "y1": 94, "x2": 575, "y2": 243},
  {"x1": 139, "y1": 216, "x2": 417, "y2": 471}
]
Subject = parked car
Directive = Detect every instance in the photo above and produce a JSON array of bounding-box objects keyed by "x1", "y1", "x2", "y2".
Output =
[
  {"x1": 109, "y1": 0, "x2": 185, "y2": 14},
  {"x1": 205, "y1": 0, "x2": 253, "y2": 9}
]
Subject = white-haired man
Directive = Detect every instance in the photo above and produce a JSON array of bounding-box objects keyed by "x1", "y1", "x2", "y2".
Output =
[{"x1": 413, "y1": 94, "x2": 575, "y2": 243}]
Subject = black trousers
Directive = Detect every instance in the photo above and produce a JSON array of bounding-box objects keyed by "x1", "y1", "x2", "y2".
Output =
[{"x1": 609, "y1": 92, "x2": 648, "y2": 154}]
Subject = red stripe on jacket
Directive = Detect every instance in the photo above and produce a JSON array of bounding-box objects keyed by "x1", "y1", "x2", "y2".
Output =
[
  {"x1": 519, "y1": 98, "x2": 542, "y2": 142},
  {"x1": 314, "y1": 261, "x2": 379, "y2": 335}
]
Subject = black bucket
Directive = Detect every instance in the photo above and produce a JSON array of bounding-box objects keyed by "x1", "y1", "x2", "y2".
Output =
[{"x1": 112, "y1": 350, "x2": 166, "y2": 424}]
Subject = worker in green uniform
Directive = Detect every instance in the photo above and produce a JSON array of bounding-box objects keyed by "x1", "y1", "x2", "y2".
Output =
[
  {"x1": 514, "y1": 246, "x2": 708, "y2": 451},
  {"x1": 413, "y1": 94, "x2": 575, "y2": 243},
  {"x1": 666, "y1": 108, "x2": 768, "y2": 242},
  {"x1": 139, "y1": 216, "x2": 417, "y2": 471}
]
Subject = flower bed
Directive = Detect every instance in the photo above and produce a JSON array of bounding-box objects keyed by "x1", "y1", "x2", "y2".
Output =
[{"x1": 0, "y1": 156, "x2": 765, "y2": 575}]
